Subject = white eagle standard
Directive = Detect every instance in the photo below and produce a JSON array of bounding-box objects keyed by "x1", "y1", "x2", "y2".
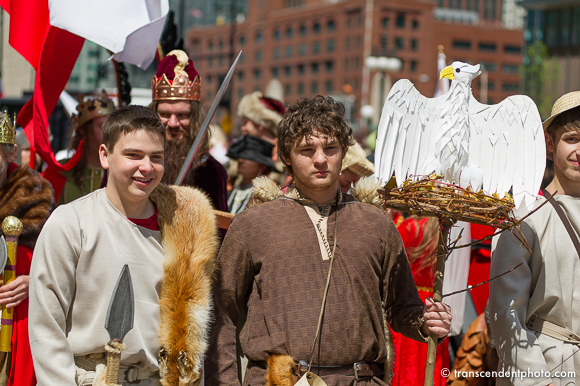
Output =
[{"x1": 374, "y1": 61, "x2": 546, "y2": 210}]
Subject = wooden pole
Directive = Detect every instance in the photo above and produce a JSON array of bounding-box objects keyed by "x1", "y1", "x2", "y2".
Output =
[{"x1": 424, "y1": 218, "x2": 454, "y2": 386}]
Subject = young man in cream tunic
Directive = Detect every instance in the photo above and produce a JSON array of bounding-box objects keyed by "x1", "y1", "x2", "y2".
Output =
[
  {"x1": 489, "y1": 91, "x2": 580, "y2": 386},
  {"x1": 29, "y1": 106, "x2": 218, "y2": 385}
]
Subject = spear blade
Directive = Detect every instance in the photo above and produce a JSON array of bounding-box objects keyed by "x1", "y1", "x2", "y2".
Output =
[
  {"x1": 105, "y1": 265, "x2": 134, "y2": 342},
  {"x1": 174, "y1": 50, "x2": 242, "y2": 186}
]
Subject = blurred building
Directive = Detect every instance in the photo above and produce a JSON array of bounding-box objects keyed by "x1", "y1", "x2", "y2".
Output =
[
  {"x1": 522, "y1": 0, "x2": 580, "y2": 96},
  {"x1": 185, "y1": 0, "x2": 523, "y2": 133}
]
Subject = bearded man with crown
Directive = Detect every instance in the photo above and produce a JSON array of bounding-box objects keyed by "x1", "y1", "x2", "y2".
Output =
[
  {"x1": 0, "y1": 112, "x2": 54, "y2": 385},
  {"x1": 150, "y1": 50, "x2": 228, "y2": 212}
]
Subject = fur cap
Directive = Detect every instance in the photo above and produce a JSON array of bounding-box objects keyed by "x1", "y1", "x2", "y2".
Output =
[{"x1": 237, "y1": 91, "x2": 285, "y2": 135}]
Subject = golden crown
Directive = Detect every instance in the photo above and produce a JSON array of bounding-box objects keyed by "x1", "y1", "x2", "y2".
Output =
[
  {"x1": 0, "y1": 112, "x2": 16, "y2": 145},
  {"x1": 72, "y1": 90, "x2": 116, "y2": 129},
  {"x1": 151, "y1": 73, "x2": 201, "y2": 101},
  {"x1": 152, "y1": 49, "x2": 201, "y2": 102}
]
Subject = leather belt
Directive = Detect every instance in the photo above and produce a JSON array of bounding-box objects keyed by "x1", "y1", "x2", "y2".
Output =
[
  {"x1": 295, "y1": 360, "x2": 384, "y2": 380},
  {"x1": 75, "y1": 356, "x2": 158, "y2": 383},
  {"x1": 526, "y1": 314, "x2": 580, "y2": 345}
]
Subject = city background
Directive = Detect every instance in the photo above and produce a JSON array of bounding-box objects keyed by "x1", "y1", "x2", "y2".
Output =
[{"x1": 0, "y1": 0, "x2": 578, "y2": 149}]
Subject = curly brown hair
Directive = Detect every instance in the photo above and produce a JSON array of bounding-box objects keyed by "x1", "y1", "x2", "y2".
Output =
[{"x1": 277, "y1": 96, "x2": 355, "y2": 176}]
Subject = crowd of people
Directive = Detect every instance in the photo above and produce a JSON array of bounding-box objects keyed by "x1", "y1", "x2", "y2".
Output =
[{"x1": 0, "y1": 48, "x2": 578, "y2": 386}]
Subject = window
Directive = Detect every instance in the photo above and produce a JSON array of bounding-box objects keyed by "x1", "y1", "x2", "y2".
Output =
[
  {"x1": 237, "y1": 89, "x2": 244, "y2": 100},
  {"x1": 381, "y1": 17, "x2": 389, "y2": 28},
  {"x1": 327, "y1": 20, "x2": 336, "y2": 32},
  {"x1": 395, "y1": 37, "x2": 404, "y2": 50},
  {"x1": 298, "y1": 64, "x2": 305, "y2": 75},
  {"x1": 504, "y1": 45, "x2": 521, "y2": 54},
  {"x1": 286, "y1": 46, "x2": 294, "y2": 57},
  {"x1": 410, "y1": 60, "x2": 417, "y2": 73},
  {"x1": 286, "y1": 26, "x2": 294, "y2": 39},
  {"x1": 272, "y1": 67, "x2": 279, "y2": 78},
  {"x1": 346, "y1": 36, "x2": 351, "y2": 50},
  {"x1": 311, "y1": 81, "x2": 319, "y2": 94},
  {"x1": 480, "y1": 62, "x2": 496, "y2": 72},
  {"x1": 219, "y1": 39, "x2": 224, "y2": 49},
  {"x1": 285, "y1": 66, "x2": 292, "y2": 76},
  {"x1": 412, "y1": 20, "x2": 419, "y2": 30},
  {"x1": 381, "y1": 35, "x2": 388, "y2": 51},
  {"x1": 255, "y1": 51, "x2": 262, "y2": 62},
  {"x1": 255, "y1": 31, "x2": 263, "y2": 44},
  {"x1": 237, "y1": 71, "x2": 244, "y2": 81},
  {"x1": 313, "y1": 22, "x2": 321, "y2": 34},
  {"x1": 312, "y1": 41, "x2": 320, "y2": 54},
  {"x1": 396, "y1": 14, "x2": 405, "y2": 28},
  {"x1": 273, "y1": 47, "x2": 281, "y2": 59},
  {"x1": 467, "y1": 0, "x2": 479, "y2": 11},
  {"x1": 327, "y1": 39, "x2": 336, "y2": 52},
  {"x1": 325, "y1": 61, "x2": 334, "y2": 73},
  {"x1": 479, "y1": 42, "x2": 497, "y2": 52},
  {"x1": 299, "y1": 43, "x2": 307, "y2": 56},
  {"x1": 208, "y1": 40, "x2": 214, "y2": 51},
  {"x1": 411, "y1": 39, "x2": 418, "y2": 51},
  {"x1": 325, "y1": 80, "x2": 333, "y2": 92},
  {"x1": 239, "y1": 35, "x2": 245, "y2": 46},
  {"x1": 274, "y1": 28, "x2": 281, "y2": 41},
  {"x1": 311, "y1": 62, "x2": 319, "y2": 73},
  {"x1": 453, "y1": 40, "x2": 472, "y2": 50},
  {"x1": 502, "y1": 64, "x2": 519, "y2": 74},
  {"x1": 254, "y1": 68, "x2": 261, "y2": 80},
  {"x1": 285, "y1": 83, "x2": 291, "y2": 95},
  {"x1": 298, "y1": 82, "x2": 305, "y2": 94},
  {"x1": 502, "y1": 82, "x2": 519, "y2": 92}
]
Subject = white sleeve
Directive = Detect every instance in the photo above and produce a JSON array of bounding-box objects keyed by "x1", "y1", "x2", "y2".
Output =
[
  {"x1": 489, "y1": 224, "x2": 553, "y2": 386},
  {"x1": 29, "y1": 205, "x2": 81, "y2": 386}
]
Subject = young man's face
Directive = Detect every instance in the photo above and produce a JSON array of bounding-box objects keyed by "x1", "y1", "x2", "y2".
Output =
[
  {"x1": 157, "y1": 101, "x2": 191, "y2": 142},
  {"x1": 547, "y1": 127, "x2": 580, "y2": 185},
  {"x1": 99, "y1": 130, "x2": 165, "y2": 205},
  {"x1": 288, "y1": 132, "x2": 344, "y2": 196}
]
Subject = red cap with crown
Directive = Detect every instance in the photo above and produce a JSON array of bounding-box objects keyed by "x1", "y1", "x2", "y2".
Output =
[{"x1": 151, "y1": 50, "x2": 201, "y2": 101}]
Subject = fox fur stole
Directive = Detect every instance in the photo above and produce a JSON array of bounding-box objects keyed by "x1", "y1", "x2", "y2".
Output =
[{"x1": 150, "y1": 184, "x2": 219, "y2": 386}]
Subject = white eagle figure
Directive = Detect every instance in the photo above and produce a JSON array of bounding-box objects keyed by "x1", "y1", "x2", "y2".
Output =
[{"x1": 374, "y1": 61, "x2": 546, "y2": 210}]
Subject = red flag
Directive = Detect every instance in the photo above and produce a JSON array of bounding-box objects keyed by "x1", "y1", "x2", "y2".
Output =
[{"x1": 1, "y1": 0, "x2": 84, "y2": 200}]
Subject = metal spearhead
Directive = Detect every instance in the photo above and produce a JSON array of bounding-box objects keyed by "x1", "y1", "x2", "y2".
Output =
[
  {"x1": 105, "y1": 265, "x2": 134, "y2": 342},
  {"x1": 0, "y1": 236, "x2": 6, "y2": 273}
]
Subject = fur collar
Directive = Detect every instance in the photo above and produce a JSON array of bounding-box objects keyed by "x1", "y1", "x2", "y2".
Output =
[
  {"x1": 247, "y1": 176, "x2": 383, "y2": 209},
  {"x1": 0, "y1": 165, "x2": 54, "y2": 249},
  {"x1": 150, "y1": 184, "x2": 219, "y2": 385}
]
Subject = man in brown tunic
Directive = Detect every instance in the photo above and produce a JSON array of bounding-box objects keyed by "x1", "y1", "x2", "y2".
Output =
[{"x1": 206, "y1": 96, "x2": 452, "y2": 385}]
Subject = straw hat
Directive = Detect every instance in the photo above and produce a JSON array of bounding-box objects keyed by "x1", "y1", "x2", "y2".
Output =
[
  {"x1": 341, "y1": 142, "x2": 374, "y2": 177},
  {"x1": 542, "y1": 91, "x2": 580, "y2": 132}
]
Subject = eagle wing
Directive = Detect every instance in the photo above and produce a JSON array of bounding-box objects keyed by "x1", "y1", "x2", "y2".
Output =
[
  {"x1": 468, "y1": 95, "x2": 545, "y2": 210},
  {"x1": 375, "y1": 79, "x2": 450, "y2": 185}
]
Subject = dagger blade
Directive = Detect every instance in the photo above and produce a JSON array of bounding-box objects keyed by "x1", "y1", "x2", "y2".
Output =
[
  {"x1": 105, "y1": 265, "x2": 134, "y2": 342},
  {"x1": 0, "y1": 236, "x2": 7, "y2": 273}
]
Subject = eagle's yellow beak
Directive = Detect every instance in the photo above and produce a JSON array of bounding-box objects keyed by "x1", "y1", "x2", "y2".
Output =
[{"x1": 440, "y1": 65, "x2": 454, "y2": 80}]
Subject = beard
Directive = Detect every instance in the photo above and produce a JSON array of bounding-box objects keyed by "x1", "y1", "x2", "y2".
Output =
[{"x1": 162, "y1": 131, "x2": 194, "y2": 184}]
